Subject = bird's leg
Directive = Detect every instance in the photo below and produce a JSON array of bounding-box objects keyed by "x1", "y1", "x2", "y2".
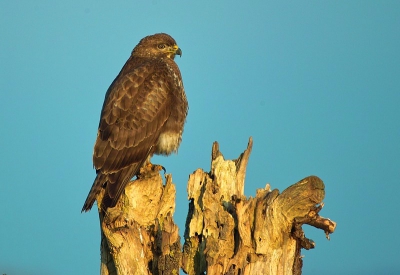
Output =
[{"x1": 138, "y1": 161, "x2": 166, "y2": 179}]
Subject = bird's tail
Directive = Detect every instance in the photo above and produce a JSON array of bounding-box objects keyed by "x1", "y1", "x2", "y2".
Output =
[
  {"x1": 82, "y1": 151, "x2": 152, "y2": 213},
  {"x1": 81, "y1": 173, "x2": 107, "y2": 212},
  {"x1": 107, "y1": 163, "x2": 144, "y2": 209},
  {"x1": 81, "y1": 165, "x2": 141, "y2": 213}
]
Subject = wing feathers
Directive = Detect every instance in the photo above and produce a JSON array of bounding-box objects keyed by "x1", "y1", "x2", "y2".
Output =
[{"x1": 92, "y1": 63, "x2": 171, "y2": 175}]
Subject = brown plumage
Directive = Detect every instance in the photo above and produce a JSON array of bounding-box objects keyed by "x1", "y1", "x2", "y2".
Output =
[{"x1": 82, "y1": 33, "x2": 188, "y2": 212}]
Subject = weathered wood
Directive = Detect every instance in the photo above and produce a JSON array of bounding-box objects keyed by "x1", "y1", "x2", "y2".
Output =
[
  {"x1": 97, "y1": 165, "x2": 181, "y2": 275},
  {"x1": 96, "y1": 138, "x2": 336, "y2": 275},
  {"x1": 182, "y1": 137, "x2": 336, "y2": 275}
]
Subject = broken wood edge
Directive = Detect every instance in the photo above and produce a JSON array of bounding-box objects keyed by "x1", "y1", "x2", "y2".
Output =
[
  {"x1": 182, "y1": 138, "x2": 336, "y2": 275},
  {"x1": 235, "y1": 137, "x2": 253, "y2": 196}
]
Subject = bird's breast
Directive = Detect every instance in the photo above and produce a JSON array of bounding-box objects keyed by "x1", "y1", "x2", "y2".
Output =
[{"x1": 155, "y1": 131, "x2": 182, "y2": 155}]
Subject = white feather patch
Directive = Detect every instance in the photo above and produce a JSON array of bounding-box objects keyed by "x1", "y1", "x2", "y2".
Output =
[{"x1": 156, "y1": 131, "x2": 181, "y2": 155}]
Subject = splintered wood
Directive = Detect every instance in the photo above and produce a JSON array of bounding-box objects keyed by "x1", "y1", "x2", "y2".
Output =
[{"x1": 182, "y1": 137, "x2": 336, "y2": 275}]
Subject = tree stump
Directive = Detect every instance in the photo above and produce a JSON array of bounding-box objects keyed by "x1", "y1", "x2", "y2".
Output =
[
  {"x1": 96, "y1": 165, "x2": 181, "y2": 275},
  {"x1": 182, "y1": 137, "x2": 335, "y2": 275},
  {"x1": 96, "y1": 137, "x2": 336, "y2": 275}
]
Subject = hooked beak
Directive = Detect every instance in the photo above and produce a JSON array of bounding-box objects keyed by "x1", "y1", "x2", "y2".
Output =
[
  {"x1": 175, "y1": 47, "x2": 182, "y2": 57},
  {"x1": 172, "y1": 45, "x2": 182, "y2": 57}
]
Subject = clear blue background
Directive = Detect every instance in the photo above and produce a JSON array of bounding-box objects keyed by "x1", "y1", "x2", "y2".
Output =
[{"x1": 1, "y1": 1, "x2": 399, "y2": 274}]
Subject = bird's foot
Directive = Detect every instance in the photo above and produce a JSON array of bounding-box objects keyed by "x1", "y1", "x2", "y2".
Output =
[{"x1": 138, "y1": 163, "x2": 166, "y2": 179}]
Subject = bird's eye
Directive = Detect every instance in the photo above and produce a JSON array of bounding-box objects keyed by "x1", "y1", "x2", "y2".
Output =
[{"x1": 157, "y1": 44, "x2": 166, "y2": 49}]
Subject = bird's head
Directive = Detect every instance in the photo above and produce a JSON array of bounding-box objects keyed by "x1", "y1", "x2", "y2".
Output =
[{"x1": 132, "y1": 33, "x2": 182, "y2": 59}]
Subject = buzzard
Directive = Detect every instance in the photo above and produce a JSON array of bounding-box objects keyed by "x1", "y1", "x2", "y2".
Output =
[{"x1": 82, "y1": 33, "x2": 188, "y2": 212}]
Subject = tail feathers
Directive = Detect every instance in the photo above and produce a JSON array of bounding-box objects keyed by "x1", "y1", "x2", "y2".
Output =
[
  {"x1": 107, "y1": 164, "x2": 140, "y2": 208},
  {"x1": 81, "y1": 173, "x2": 107, "y2": 212},
  {"x1": 81, "y1": 164, "x2": 141, "y2": 213},
  {"x1": 82, "y1": 153, "x2": 152, "y2": 213}
]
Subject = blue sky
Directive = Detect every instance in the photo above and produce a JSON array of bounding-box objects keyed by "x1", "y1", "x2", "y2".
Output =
[{"x1": 1, "y1": 1, "x2": 399, "y2": 274}]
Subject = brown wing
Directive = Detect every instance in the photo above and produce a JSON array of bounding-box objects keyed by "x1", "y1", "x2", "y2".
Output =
[{"x1": 81, "y1": 60, "x2": 172, "y2": 212}]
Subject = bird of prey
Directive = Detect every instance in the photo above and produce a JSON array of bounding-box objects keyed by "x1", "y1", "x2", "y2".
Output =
[{"x1": 82, "y1": 33, "x2": 188, "y2": 212}]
